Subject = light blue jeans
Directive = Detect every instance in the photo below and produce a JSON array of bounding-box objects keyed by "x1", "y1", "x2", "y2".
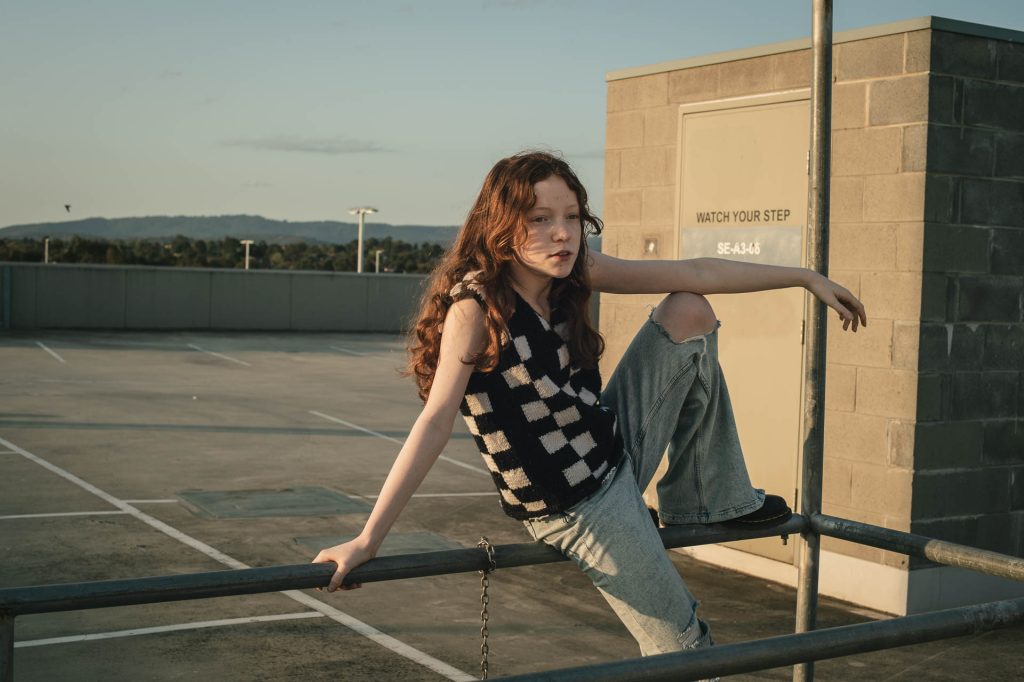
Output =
[{"x1": 523, "y1": 314, "x2": 763, "y2": 656}]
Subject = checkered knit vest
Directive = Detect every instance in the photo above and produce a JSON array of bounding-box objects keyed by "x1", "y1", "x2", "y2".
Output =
[{"x1": 452, "y1": 275, "x2": 622, "y2": 520}]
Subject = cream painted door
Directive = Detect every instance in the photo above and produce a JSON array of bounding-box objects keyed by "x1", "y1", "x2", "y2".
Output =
[{"x1": 677, "y1": 96, "x2": 809, "y2": 563}]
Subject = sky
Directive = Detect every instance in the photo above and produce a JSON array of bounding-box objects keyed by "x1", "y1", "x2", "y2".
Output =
[{"x1": 1, "y1": 0, "x2": 1022, "y2": 230}]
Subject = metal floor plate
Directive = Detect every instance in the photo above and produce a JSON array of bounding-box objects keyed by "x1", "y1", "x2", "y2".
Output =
[{"x1": 178, "y1": 487, "x2": 372, "y2": 518}]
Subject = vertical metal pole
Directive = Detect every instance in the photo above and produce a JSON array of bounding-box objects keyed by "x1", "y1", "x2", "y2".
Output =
[
  {"x1": 0, "y1": 610, "x2": 13, "y2": 682},
  {"x1": 357, "y1": 212, "x2": 365, "y2": 273},
  {"x1": 794, "y1": 1, "x2": 832, "y2": 681}
]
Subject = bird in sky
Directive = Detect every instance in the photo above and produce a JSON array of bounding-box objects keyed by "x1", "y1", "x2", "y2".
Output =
[{"x1": 64, "y1": 204, "x2": 71, "y2": 213}]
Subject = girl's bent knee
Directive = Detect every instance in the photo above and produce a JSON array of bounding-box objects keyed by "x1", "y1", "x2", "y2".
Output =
[{"x1": 652, "y1": 292, "x2": 717, "y2": 343}]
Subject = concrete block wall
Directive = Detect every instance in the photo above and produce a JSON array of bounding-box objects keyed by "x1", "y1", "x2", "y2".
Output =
[
  {"x1": 603, "y1": 20, "x2": 1024, "y2": 611},
  {"x1": 602, "y1": 32, "x2": 932, "y2": 571},
  {"x1": 602, "y1": 70, "x2": 679, "y2": 367},
  {"x1": 0, "y1": 263, "x2": 426, "y2": 333},
  {"x1": 818, "y1": 31, "x2": 939, "y2": 572},
  {"x1": 910, "y1": 30, "x2": 1024, "y2": 561}
]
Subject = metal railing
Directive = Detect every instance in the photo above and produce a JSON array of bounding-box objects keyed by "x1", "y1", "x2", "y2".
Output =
[
  {"x1": 500, "y1": 514, "x2": 1024, "y2": 680},
  {"x1": 500, "y1": 597, "x2": 1024, "y2": 681},
  {"x1": 0, "y1": 519, "x2": 805, "y2": 680},
  {"x1": 0, "y1": 519, "x2": 799, "y2": 617},
  {"x1": 3, "y1": 2, "x2": 1023, "y2": 681},
  {"x1": 2, "y1": 514, "x2": 1023, "y2": 681},
  {"x1": 793, "y1": 1, "x2": 833, "y2": 680}
]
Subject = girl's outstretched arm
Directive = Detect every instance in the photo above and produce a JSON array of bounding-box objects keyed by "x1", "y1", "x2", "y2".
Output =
[
  {"x1": 312, "y1": 298, "x2": 486, "y2": 592},
  {"x1": 588, "y1": 250, "x2": 867, "y2": 331}
]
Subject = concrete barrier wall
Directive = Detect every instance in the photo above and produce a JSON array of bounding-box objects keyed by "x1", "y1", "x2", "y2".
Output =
[
  {"x1": 0, "y1": 263, "x2": 428, "y2": 332},
  {"x1": 0, "y1": 265, "x2": 9, "y2": 328}
]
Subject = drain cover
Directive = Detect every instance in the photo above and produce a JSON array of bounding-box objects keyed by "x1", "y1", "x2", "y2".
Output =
[{"x1": 179, "y1": 487, "x2": 372, "y2": 518}]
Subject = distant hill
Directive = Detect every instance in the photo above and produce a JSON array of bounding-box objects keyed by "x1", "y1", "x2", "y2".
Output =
[{"x1": 0, "y1": 215, "x2": 461, "y2": 246}]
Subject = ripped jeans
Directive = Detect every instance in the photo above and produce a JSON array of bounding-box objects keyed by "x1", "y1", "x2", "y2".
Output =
[{"x1": 522, "y1": 313, "x2": 763, "y2": 657}]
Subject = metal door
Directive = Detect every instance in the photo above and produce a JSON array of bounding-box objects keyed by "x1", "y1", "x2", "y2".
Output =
[{"x1": 676, "y1": 93, "x2": 810, "y2": 563}]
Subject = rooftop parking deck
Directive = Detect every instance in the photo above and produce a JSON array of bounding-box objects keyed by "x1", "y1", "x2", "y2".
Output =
[{"x1": 1, "y1": 330, "x2": 1022, "y2": 680}]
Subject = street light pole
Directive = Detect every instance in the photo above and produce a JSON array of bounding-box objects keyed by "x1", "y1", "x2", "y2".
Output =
[
  {"x1": 374, "y1": 249, "x2": 384, "y2": 274},
  {"x1": 348, "y1": 206, "x2": 378, "y2": 273},
  {"x1": 241, "y1": 240, "x2": 254, "y2": 270},
  {"x1": 43, "y1": 237, "x2": 50, "y2": 264}
]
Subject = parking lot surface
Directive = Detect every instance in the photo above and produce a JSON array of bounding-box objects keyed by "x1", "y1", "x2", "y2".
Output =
[{"x1": 2, "y1": 330, "x2": 1021, "y2": 680}]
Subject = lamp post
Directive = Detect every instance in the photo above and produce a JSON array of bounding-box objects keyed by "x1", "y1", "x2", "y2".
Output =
[
  {"x1": 374, "y1": 249, "x2": 384, "y2": 274},
  {"x1": 43, "y1": 237, "x2": 50, "y2": 264},
  {"x1": 348, "y1": 206, "x2": 378, "y2": 273},
  {"x1": 241, "y1": 240, "x2": 254, "y2": 270}
]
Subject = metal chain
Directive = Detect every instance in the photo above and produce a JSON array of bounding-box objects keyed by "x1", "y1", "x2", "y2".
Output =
[{"x1": 477, "y1": 536, "x2": 497, "y2": 680}]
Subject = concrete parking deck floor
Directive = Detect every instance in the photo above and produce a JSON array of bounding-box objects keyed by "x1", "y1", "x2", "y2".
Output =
[{"x1": 2, "y1": 330, "x2": 1022, "y2": 681}]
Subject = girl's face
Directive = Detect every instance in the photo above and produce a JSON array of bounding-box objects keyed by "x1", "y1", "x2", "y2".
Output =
[{"x1": 511, "y1": 175, "x2": 581, "y2": 285}]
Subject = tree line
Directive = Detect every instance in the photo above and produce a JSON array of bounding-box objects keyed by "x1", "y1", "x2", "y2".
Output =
[{"x1": 0, "y1": 235, "x2": 448, "y2": 273}]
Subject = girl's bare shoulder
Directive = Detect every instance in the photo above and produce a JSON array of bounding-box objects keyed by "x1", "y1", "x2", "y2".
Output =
[
  {"x1": 440, "y1": 294, "x2": 487, "y2": 339},
  {"x1": 447, "y1": 295, "x2": 486, "y2": 320}
]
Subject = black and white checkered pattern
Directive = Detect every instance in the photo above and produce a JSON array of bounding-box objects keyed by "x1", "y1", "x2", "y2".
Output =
[{"x1": 453, "y1": 273, "x2": 621, "y2": 520}]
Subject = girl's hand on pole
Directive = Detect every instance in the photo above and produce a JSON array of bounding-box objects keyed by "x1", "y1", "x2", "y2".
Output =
[
  {"x1": 806, "y1": 272, "x2": 867, "y2": 332},
  {"x1": 312, "y1": 538, "x2": 376, "y2": 592}
]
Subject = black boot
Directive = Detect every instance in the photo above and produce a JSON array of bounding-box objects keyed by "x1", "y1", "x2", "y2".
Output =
[{"x1": 721, "y1": 494, "x2": 792, "y2": 528}]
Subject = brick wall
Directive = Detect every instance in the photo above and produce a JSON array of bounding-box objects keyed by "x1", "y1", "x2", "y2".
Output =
[{"x1": 909, "y1": 31, "x2": 1024, "y2": 561}]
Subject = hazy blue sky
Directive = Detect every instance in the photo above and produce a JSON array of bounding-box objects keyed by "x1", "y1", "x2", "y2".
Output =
[{"x1": 2, "y1": 0, "x2": 1022, "y2": 229}]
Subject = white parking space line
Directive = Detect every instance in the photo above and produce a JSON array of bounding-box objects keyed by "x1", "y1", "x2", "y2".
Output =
[
  {"x1": 0, "y1": 511, "x2": 128, "y2": 520},
  {"x1": 0, "y1": 436, "x2": 474, "y2": 682},
  {"x1": 186, "y1": 344, "x2": 251, "y2": 367},
  {"x1": 329, "y1": 345, "x2": 368, "y2": 357},
  {"x1": 35, "y1": 342, "x2": 66, "y2": 364},
  {"x1": 15, "y1": 612, "x2": 324, "y2": 648},
  {"x1": 37, "y1": 379, "x2": 95, "y2": 384},
  {"x1": 367, "y1": 492, "x2": 498, "y2": 499},
  {"x1": 282, "y1": 588, "x2": 478, "y2": 681},
  {"x1": 308, "y1": 411, "x2": 405, "y2": 446},
  {"x1": 309, "y1": 410, "x2": 489, "y2": 476},
  {"x1": 122, "y1": 499, "x2": 178, "y2": 504}
]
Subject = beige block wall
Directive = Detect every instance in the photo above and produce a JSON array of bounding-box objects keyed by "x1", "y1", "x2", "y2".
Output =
[
  {"x1": 602, "y1": 69, "x2": 675, "y2": 368},
  {"x1": 602, "y1": 30, "x2": 936, "y2": 570}
]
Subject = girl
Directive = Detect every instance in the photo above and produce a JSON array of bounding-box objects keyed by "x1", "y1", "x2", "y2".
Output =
[{"x1": 313, "y1": 151, "x2": 866, "y2": 656}]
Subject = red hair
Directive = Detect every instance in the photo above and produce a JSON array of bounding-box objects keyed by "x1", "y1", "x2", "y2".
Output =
[{"x1": 407, "y1": 151, "x2": 604, "y2": 401}]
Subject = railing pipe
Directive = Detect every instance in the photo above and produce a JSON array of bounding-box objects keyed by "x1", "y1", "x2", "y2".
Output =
[
  {"x1": 794, "y1": 2, "x2": 833, "y2": 681},
  {"x1": 0, "y1": 517, "x2": 806, "y2": 616},
  {"x1": 3, "y1": 514, "x2": 1024, "y2": 682},
  {"x1": 812, "y1": 514, "x2": 1024, "y2": 581},
  {"x1": 0, "y1": 611, "x2": 12, "y2": 682},
  {"x1": 501, "y1": 596, "x2": 1024, "y2": 682}
]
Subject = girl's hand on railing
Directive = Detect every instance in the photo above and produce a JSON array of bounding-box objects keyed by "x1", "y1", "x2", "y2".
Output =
[
  {"x1": 312, "y1": 538, "x2": 376, "y2": 592},
  {"x1": 805, "y1": 272, "x2": 867, "y2": 332}
]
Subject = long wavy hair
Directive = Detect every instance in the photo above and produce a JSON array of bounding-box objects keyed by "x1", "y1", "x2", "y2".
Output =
[{"x1": 407, "y1": 151, "x2": 605, "y2": 402}]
